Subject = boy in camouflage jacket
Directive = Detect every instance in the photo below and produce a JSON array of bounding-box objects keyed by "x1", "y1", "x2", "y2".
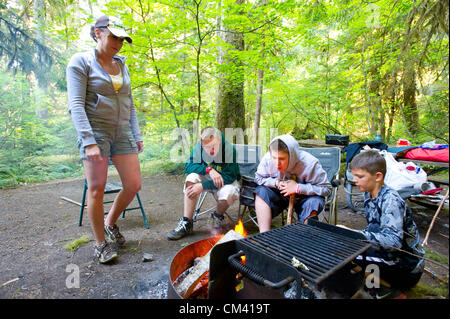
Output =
[{"x1": 347, "y1": 149, "x2": 425, "y2": 297}]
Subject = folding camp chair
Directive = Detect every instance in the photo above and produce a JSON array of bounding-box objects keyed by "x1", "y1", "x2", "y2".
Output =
[
  {"x1": 236, "y1": 144, "x2": 262, "y2": 227},
  {"x1": 298, "y1": 146, "x2": 341, "y2": 225},
  {"x1": 78, "y1": 179, "x2": 149, "y2": 229},
  {"x1": 192, "y1": 190, "x2": 220, "y2": 222},
  {"x1": 192, "y1": 144, "x2": 262, "y2": 224},
  {"x1": 238, "y1": 145, "x2": 341, "y2": 227},
  {"x1": 343, "y1": 142, "x2": 425, "y2": 213},
  {"x1": 342, "y1": 141, "x2": 388, "y2": 212}
]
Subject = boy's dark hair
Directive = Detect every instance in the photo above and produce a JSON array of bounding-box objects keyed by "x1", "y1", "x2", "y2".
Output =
[
  {"x1": 349, "y1": 149, "x2": 386, "y2": 176},
  {"x1": 269, "y1": 139, "x2": 289, "y2": 154}
]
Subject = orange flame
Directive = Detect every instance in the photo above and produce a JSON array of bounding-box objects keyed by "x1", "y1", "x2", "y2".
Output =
[
  {"x1": 234, "y1": 219, "x2": 247, "y2": 237},
  {"x1": 234, "y1": 219, "x2": 247, "y2": 263}
]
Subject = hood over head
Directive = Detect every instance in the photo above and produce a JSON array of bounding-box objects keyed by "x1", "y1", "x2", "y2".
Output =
[{"x1": 269, "y1": 134, "x2": 299, "y2": 172}]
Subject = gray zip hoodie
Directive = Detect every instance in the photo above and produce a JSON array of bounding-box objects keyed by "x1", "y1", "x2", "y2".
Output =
[
  {"x1": 255, "y1": 134, "x2": 331, "y2": 197},
  {"x1": 66, "y1": 49, "x2": 142, "y2": 148}
]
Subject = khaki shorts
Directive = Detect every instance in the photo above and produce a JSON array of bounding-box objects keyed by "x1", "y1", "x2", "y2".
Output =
[
  {"x1": 78, "y1": 122, "x2": 137, "y2": 159},
  {"x1": 184, "y1": 173, "x2": 240, "y2": 206}
]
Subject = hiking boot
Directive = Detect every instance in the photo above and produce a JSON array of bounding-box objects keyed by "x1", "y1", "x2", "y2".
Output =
[
  {"x1": 94, "y1": 241, "x2": 118, "y2": 264},
  {"x1": 210, "y1": 212, "x2": 226, "y2": 235},
  {"x1": 105, "y1": 224, "x2": 126, "y2": 246},
  {"x1": 167, "y1": 217, "x2": 193, "y2": 240}
]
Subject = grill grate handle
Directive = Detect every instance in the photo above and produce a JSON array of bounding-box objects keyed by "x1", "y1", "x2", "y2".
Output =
[{"x1": 228, "y1": 250, "x2": 295, "y2": 289}]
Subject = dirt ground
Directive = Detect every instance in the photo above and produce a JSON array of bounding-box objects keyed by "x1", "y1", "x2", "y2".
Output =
[{"x1": 0, "y1": 172, "x2": 448, "y2": 299}]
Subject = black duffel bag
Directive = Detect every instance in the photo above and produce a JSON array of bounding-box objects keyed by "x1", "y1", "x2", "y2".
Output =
[{"x1": 325, "y1": 134, "x2": 349, "y2": 146}]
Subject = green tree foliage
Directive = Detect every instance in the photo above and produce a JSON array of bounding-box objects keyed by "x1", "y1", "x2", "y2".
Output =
[
  {"x1": 0, "y1": 0, "x2": 448, "y2": 188},
  {"x1": 0, "y1": 2, "x2": 54, "y2": 78}
]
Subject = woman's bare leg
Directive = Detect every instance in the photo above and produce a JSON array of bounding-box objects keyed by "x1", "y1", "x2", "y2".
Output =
[
  {"x1": 104, "y1": 153, "x2": 142, "y2": 227},
  {"x1": 83, "y1": 157, "x2": 109, "y2": 245}
]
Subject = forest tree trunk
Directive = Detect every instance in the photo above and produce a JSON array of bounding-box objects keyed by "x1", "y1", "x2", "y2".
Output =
[
  {"x1": 367, "y1": 65, "x2": 382, "y2": 138},
  {"x1": 254, "y1": 69, "x2": 264, "y2": 144},
  {"x1": 401, "y1": 64, "x2": 419, "y2": 137},
  {"x1": 253, "y1": 0, "x2": 267, "y2": 145},
  {"x1": 215, "y1": 0, "x2": 246, "y2": 142}
]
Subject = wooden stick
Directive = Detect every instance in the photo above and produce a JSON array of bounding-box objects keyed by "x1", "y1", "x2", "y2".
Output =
[
  {"x1": 364, "y1": 271, "x2": 391, "y2": 288},
  {"x1": 1, "y1": 277, "x2": 20, "y2": 287},
  {"x1": 287, "y1": 195, "x2": 295, "y2": 225},
  {"x1": 286, "y1": 174, "x2": 296, "y2": 225},
  {"x1": 439, "y1": 232, "x2": 448, "y2": 239},
  {"x1": 362, "y1": 239, "x2": 449, "y2": 270},
  {"x1": 424, "y1": 267, "x2": 449, "y2": 285},
  {"x1": 184, "y1": 270, "x2": 209, "y2": 299},
  {"x1": 422, "y1": 188, "x2": 449, "y2": 246},
  {"x1": 60, "y1": 196, "x2": 82, "y2": 206}
]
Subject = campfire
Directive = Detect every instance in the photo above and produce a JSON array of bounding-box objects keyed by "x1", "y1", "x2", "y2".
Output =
[
  {"x1": 171, "y1": 219, "x2": 248, "y2": 299},
  {"x1": 169, "y1": 219, "x2": 371, "y2": 299}
]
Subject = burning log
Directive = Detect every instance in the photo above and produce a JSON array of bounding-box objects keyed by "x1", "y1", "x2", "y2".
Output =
[{"x1": 174, "y1": 230, "x2": 245, "y2": 298}]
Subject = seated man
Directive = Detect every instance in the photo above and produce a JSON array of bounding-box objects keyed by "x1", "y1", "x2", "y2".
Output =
[
  {"x1": 254, "y1": 134, "x2": 331, "y2": 232},
  {"x1": 167, "y1": 127, "x2": 240, "y2": 240},
  {"x1": 339, "y1": 149, "x2": 425, "y2": 299}
]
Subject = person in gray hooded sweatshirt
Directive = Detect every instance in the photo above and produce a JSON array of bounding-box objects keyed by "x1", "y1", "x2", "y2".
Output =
[{"x1": 254, "y1": 134, "x2": 331, "y2": 232}]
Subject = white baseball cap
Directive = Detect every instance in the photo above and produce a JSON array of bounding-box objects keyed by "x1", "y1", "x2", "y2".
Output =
[{"x1": 95, "y1": 15, "x2": 132, "y2": 43}]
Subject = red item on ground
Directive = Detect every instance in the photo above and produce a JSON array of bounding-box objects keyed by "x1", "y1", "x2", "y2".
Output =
[
  {"x1": 393, "y1": 293, "x2": 407, "y2": 299},
  {"x1": 404, "y1": 147, "x2": 449, "y2": 163},
  {"x1": 422, "y1": 188, "x2": 443, "y2": 195},
  {"x1": 397, "y1": 139, "x2": 411, "y2": 146}
]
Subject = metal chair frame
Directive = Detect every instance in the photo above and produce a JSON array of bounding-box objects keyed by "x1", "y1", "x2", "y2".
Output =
[
  {"x1": 192, "y1": 144, "x2": 261, "y2": 226},
  {"x1": 78, "y1": 179, "x2": 149, "y2": 229},
  {"x1": 192, "y1": 145, "x2": 341, "y2": 226},
  {"x1": 342, "y1": 141, "x2": 389, "y2": 212},
  {"x1": 298, "y1": 146, "x2": 341, "y2": 225}
]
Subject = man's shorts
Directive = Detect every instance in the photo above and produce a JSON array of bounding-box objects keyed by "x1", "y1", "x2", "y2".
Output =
[
  {"x1": 184, "y1": 173, "x2": 240, "y2": 206},
  {"x1": 254, "y1": 185, "x2": 324, "y2": 223},
  {"x1": 78, "y1": 122, "x2": 137, "y2": 160}
]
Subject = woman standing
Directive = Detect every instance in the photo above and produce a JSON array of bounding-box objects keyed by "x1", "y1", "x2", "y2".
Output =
[{"x1": 66, "y1": 16, "x2": 143, "y2": 263}]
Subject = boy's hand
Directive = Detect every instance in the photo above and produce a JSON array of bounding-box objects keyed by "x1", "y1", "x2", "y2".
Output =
[
  {"x1": 209, "y1": 169, "x2": 224, "y2": 189},
  {"x1": 186, "y1": 183, "x2": 203, "y2": 198},
  {"x1": 279, "y1": 180, "x2": 298, "y2": 197}
]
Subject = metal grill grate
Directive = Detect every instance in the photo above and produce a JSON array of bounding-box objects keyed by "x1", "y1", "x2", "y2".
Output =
[{"x1": 237, "y1": 222, "x2": 370, "y2": 285}]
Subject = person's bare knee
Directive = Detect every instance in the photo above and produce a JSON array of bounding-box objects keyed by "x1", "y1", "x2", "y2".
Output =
[
  {"x1": 255, "y1": 195, "x2": 269, "y2": 208},
  {"x1": 255, "y1": 195, "x2": 272, "y2": 232},
  {"x1": 88, "y1": 183, "x2": 106, "y2": 200},
  {"x1": 122, "y1": 180, "x2": 141, "y2": 194},
  {"x1": 185, "y1": 181, "x2": 195, "y2": 188}
]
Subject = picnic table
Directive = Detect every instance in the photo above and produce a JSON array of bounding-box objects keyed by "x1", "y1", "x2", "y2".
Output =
[
  {"x1": 297, "y1": 139, "x2": 346, "y2": 150},
  {"x1": 298, "y1": 139, "x2": 449, "y2": 210}
]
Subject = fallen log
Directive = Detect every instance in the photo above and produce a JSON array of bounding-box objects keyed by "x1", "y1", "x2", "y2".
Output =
[{"x1": 175, "y1": 230, "x2": 244, "y2": 298}]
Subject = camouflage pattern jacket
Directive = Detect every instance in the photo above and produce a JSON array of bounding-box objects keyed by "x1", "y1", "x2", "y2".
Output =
[{"x1": 355, "y1": 185, "x2": 425, "y2": 273}]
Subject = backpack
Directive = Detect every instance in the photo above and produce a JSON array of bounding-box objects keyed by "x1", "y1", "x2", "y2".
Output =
[
  {"x1": 342, "y1": 141, "x2": 389, "y2": 165},
  {"x1": 377, "y1": 194, "x2": 426, "y2": 273}
]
